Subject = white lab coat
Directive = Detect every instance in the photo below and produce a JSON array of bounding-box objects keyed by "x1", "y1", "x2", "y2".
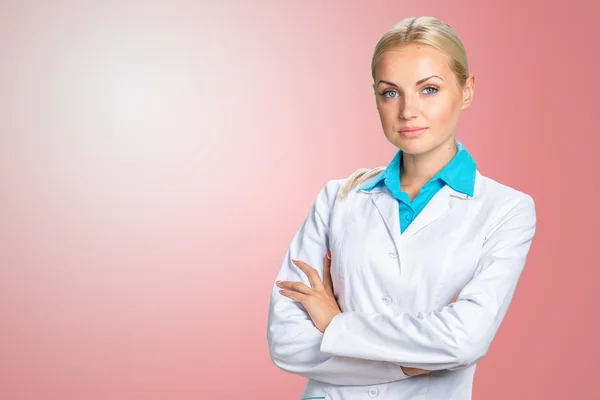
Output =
[{"x1": 267, "y1": 169, "x2": 536, "y2": 400}]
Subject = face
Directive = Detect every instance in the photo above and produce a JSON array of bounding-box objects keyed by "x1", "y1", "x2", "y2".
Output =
[{"x1": 373, "y1": 43, "x2": 475, "y2": 155}]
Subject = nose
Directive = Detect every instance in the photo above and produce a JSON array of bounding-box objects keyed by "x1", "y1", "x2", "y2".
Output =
[{"x1": 399, "y1": 93, "x2": 418, "y2": 120}]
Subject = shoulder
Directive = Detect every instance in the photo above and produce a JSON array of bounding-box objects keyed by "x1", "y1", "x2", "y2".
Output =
[
  {"x1": 337, "y1": 167, "x2": 386, "y2": 199},
  {"x1": 314, "y1": 166, "x2": 386, "y2": 207},
  {"x1": 476, "y1": 171, "x2": 536, "y2": 227},
  {"x1": 477, "y1": 172, "x2": 534, "y2": 205}
]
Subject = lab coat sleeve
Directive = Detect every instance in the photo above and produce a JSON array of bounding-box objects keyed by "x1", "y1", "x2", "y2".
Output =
[
  {"x1": 320, "y1": 195, "x2": 537, "y2": 371},
  {"x1": 267, "y1": 180, "x2": 411, "y2": 386}
]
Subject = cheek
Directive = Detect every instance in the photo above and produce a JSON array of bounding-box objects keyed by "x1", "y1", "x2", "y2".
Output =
[
  {"x1": 424, "y1": 97, "x2": 461, "y2": 128},
  {"x1": 377, "y1": 103, "x2": 397, "y2": 126}
]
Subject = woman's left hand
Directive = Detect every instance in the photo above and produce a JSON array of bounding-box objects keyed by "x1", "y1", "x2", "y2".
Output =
[{"x1": 277, "y1": 250, "x2": 341, "y2": 333}]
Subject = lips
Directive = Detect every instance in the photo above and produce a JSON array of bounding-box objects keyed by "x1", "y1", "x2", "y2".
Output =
[{"x1": 398, "y1": 127, "x2": 428, "y2": 138}]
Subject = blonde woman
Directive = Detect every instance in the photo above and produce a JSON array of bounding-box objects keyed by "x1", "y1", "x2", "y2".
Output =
[{"x1": 267, "y1": 16, "x2": 536, "y2": 400}]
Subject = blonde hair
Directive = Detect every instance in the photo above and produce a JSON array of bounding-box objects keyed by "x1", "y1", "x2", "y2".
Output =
[{"x1": 339, "y1": 16, "x2": 470, "y2": 200}]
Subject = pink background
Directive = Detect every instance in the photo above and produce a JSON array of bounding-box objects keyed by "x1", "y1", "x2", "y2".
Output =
[{"x1": 0, "y1": 0, "x2": 597, "y2": 399}]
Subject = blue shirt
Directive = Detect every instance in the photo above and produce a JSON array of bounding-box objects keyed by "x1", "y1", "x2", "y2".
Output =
[{"x1": 359, "y1": 140, "x2": 477, "y2": 233}]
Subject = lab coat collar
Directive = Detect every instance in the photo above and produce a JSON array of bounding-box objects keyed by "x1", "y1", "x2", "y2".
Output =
[
  {"x1": 371, "y1": 184, "x2": 454, "y2": 240},
  {"x1": 369, "y1": 173, "x2": 483, "y2": 240}
]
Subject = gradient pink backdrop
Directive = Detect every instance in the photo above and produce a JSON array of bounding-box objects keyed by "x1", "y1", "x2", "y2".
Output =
[{"x1": 0, "y1": 0, "x2": 597, "y2": 399}]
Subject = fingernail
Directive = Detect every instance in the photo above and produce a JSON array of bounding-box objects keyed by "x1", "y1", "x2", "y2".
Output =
[{"x1": 326, "y1": 250, "x2": 331, "y2": 259}]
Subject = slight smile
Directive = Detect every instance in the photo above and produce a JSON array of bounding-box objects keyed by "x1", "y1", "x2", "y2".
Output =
[{"x1": 398, "y1": 127, "x2": 428, "y2": 138}]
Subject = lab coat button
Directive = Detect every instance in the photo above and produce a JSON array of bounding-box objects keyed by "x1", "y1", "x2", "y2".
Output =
[
  {"x1": 382, "y1": 295, "x2": 393, "y2": 306},
  {"x1": 388, "y1": 251, "x2": 398, "y2": 259},
  {"x1": 368, "y1": 387, "x2": 379, "y2": 397}
]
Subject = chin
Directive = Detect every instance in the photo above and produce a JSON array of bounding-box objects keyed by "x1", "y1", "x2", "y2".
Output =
[
  {"x1": 388, "y1": 130, "x2": 453, "y2": 155},
  {"x1": 390, "y1": 135, "x2": 434, "y2": 155}
]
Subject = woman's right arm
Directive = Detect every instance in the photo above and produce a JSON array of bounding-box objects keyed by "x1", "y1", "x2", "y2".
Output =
[{"x1": 267, "y1": 179, "x2": 412, "y2": 386}]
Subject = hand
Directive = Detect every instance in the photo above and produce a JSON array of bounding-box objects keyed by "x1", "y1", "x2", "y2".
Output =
[
  {"x1": 401, "y1": 366, "x2": 431, "y2": 376},
  {"x1": 400, "y1": 290, "x2": 462, "y2": 376},
  {"x1": 277, "y1": 250, "x2": 341, "y2": 333}
]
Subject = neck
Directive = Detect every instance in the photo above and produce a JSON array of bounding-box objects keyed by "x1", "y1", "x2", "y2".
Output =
[{"x1": 400, "y1": 137, "x2": 457, "y2": 187}]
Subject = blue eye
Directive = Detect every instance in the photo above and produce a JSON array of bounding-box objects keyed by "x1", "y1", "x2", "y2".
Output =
[
  {"x1": 382, "y1": 90, "x2": 398, "y2": 99},
  {"x1": 422, "y1": 86, "x2": 438, "y2": 95}
]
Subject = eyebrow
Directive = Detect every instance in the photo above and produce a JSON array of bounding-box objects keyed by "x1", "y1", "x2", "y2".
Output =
[{"x1": 377, "y1": 75, "x2": 443, "y2": 87}]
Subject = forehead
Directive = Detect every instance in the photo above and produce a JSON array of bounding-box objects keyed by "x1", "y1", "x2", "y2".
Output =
[{"x1": 374, "y1": 44, "x2": 452, "y2": 83}]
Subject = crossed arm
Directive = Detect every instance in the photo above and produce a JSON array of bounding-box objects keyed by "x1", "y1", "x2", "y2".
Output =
[
  {"x1": 277, "y1": 253, "x2": 459, "y2": 378},
  {"x1": 267, "y1": 181, "x2": 536, "y2": 386}
]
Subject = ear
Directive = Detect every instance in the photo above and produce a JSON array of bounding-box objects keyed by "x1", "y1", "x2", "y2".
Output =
[{"x1": 461, "y1": 74, "x2": 475, "y2": 110}]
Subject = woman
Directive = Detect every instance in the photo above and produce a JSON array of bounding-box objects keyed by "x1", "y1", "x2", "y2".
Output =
[{"x1": 267, "y1": 16, "x2": 536, "y2": 400}]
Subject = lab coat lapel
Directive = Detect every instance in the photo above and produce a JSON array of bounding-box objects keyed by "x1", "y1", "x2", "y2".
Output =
[
  {"x1": 371, "y1": 190, "x2": 402, "y2": 254},
  {"x1": 402, "y1": 185, "x2": 453, "y2": 239}
]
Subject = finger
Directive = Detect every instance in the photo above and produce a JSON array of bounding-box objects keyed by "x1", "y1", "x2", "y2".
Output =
[
  {"x1": 402, "y1": 366, "x2": 431, "y2": 376},
  {"x1": 322, "y1": 253, "x2": 334, "y2": 296},
  {"x1": 276, "y1": 280, "x2": 313, "y2": 295},
  {"x1": 279, "y1": 289, "x2": 306, "y2": 302},
  {"x1": 292, "y1": 259, "x2": 324, "y2": 290}
]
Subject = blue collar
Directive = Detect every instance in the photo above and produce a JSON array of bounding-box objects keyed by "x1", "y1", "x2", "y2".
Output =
[{"x1": 360, "y1": 140, "x2": 476, "y2": 197}]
